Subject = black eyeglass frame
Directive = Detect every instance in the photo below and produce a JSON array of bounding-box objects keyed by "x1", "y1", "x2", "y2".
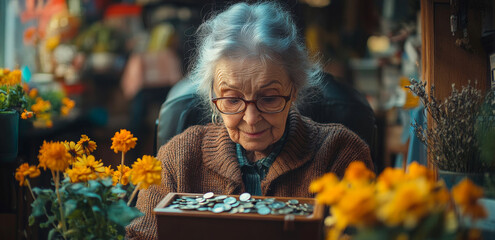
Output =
[{"x1": 211, "y1": 93, "x2": 292, "y2": 115}]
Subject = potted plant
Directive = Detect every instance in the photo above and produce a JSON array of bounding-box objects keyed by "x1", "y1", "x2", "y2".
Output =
[
  {"x1": 310, "y1": 161, "x2": 488, "y2": 240},
  {"x1": 15, "y1": 129, "x2": 160, "y2": 239},
  {"x1": 0, "y1": 69, "x2": 27, "y2": 162},
  {"x1": 406, "y1": 79, "x2": 495, "y2": 187}
]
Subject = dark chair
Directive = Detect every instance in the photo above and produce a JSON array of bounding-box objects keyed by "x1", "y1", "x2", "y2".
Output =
[{"x1": 154, "y1": 73, "x2": 379, "y2": 172}]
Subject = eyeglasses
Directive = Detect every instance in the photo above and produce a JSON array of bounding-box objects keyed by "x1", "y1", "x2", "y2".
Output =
[{"x1": 211, "y1": 93, "x2": 292, "y2": 115}]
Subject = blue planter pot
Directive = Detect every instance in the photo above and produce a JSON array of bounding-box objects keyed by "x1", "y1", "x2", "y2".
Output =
[
  {"x1": 0, "y1": 111, "x2": 19, "y2": 163},
  {"x1": 437, "y1": 169, "x2": 485, "y2": 189}
]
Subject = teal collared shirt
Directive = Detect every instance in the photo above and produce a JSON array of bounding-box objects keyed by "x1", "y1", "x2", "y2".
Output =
[{"x1": 236, "y1": 129, "x2": 288, "y2": 196}]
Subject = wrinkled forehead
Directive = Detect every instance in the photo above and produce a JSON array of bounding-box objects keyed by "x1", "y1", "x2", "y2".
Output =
[{"x1": 213, "y1": 57, "x2": 291, "y2": 89}]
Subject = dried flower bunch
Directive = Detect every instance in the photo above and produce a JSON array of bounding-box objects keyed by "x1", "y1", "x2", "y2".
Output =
[
  {"x1": 310, "y1": 162, "x2": 487, "y2": 240},
  {"x1": 406, "y1": 79, "x2": 495, "y2": 173},
  {"x1": 15, "y1": 129, "x2": 161, "y2": 239}
]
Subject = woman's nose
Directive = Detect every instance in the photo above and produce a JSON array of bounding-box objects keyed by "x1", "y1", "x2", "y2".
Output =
[{"x1": 243, "y1": 102, "x2": 262, "y2": 125}]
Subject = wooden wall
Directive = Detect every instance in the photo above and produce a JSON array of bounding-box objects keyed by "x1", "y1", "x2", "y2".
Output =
[{"x1": 421, "y1": 0, "x2": 490, "y2": 169}]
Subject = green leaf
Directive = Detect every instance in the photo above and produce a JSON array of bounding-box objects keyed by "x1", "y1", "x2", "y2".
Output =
[
  {"x1": 107, "y1": 200, "x2": 144, "y2": 227},
  {"x1": 64, "y1": 199, "x2": 78, "y2": 217},
  {"x1": 87, "y1": 180, "x2": 102, "y2": 192},
  {"x1": 101, "y1": 178, "x2": 113, "y2": 187},
  {"x1": 92, "y1": 205, "x2": 101, "y2": 213},
  {"x1": 28, "y1": 215, "x2": 35, "y2": 226},
  {"x1": 82, "y1": 191, "x2": 102, "y2": 201},
  {"x1": 111, "y1": 187, "x2": 126, "y2": 195},
  {"x1": 31, "y1": 198, "x2": 47, "y2": 217},
  {"x1": 353, "y1": 227, "x2": 390, "y2": 240},
  {"x1": 48, "y1": 228, "x2": 57, "y2": 240}
]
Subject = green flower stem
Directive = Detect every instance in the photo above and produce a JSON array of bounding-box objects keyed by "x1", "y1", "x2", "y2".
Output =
[
  {"x1": 127, "y1": 183, "x2": 141, "y2": 206},
  {"x1": 26, "y1": 179, "x2": 36, "y2": 201},
  {"x1": 53, "y1": 170, "x2": 67, "y2": 238},
  {"x1": 119, "y1": 152, "x2": 125, "y2": 184}
]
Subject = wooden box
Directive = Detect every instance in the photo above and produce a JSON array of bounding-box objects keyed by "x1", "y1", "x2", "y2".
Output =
[{"x1": 154, "y1": 192, "x2": 324, "y2": 240}]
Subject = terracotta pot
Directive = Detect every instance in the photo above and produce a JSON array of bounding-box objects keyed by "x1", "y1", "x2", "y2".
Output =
[{"x1": 0, "y1": 111, "x2": 19, "y2": 162}]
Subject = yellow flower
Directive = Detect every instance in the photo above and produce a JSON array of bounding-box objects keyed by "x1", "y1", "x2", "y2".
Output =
[
  {"x1": 452, "y1": 178, "x2": 487, "y2": 221},
  {"x1": 61, "y1": 97, "x2": 75, "y2": 116},
  {"x1": 331, "y1": 185, "x2": 377, "y2": 230},
  {"x1": 102, "y1": 166, "x2": 115, "y2": 178},
  {"x1": 74, "y1": 155, "x2": 105, "y2": 174},
  {"x1": 309, "y1": 172, "x2": 339, "y2": 193},
  {"x1": 66, "y1": 166, "x2": 97, "y2": 183},
  {"x1": 29, "y1": 88, "x2": 38, "y2": 98},
  {"x1": 343, "y1": 161, "x2": 375, "y2": 184},
  {"x1": 377, "y1": 178, "x2": 433, "y2": 228},
  {"x1": 63, "y1": 141, "x2": 84, "y2": 163},
  {"x1": 112, "y1": 164, "x2": 131, "y2": 185},
  {"x1": 0, "y1": 69, "x2": 22, "y2": 86},
  {"x1": 406, "y1": 162, "x2": 435, "y2": 182},
  {"x1": 15, "y1": 163, "x2": 40, "y2": 186},
  {"x1": 38, "y1": 141, "x2": 71, "y2": 172},
  {"x1": 376, "y1": 167, "x2": 407, "y2": 192},
  {"x1": 110, "y1": 129, "x2": 137, "y2": 153},
  {"x1": 77, "y1": 134, "x2": 97, "y2": 155},
  {"x1": 31, "y1": 97, "x2": 51, "y2": 114},
  {"x1": 21, "y1": 109, "x2": 34, "y2": 119},
  {"x1": 310, "y1": 172, "x2": 346, "y2": 205},
  {"x1": 130, "y1": 155, "x2": 162, "y2": 189}
]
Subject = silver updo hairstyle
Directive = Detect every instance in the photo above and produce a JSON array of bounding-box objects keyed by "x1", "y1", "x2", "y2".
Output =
[{"x1": 188, "y1": 1, "x2": 322, "y2": 122}]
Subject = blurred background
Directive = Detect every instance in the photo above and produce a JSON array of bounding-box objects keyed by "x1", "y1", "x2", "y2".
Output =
[{"x1": 0, "y1": 0, "x2": 422, "y2": 167}]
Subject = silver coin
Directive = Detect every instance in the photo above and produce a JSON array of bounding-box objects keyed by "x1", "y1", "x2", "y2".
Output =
[
  {"x1": 224, "y1": 197, "x2": 237, "y2": 205},
  {"x1": 257, "y1": 207, "x2": 271, "y2": 215},
  {"x1": 223, "y1": 204, "x2": 232, "y2": 211},
  {"x1": 203, "y1": 192, "x2": 214, "y2": 199},
  {"x1": 231, "y1": 201, "x2": 240, "y2": 208},
  {"x1": 239, "y1": 193, "x2": 251, "y2": 201},
  {"x1": 288, "y1": 199, "x2": 299, "y2": 205},
  {"x1": 212, "y1": 206, "x2": 224, "y2": 213}
]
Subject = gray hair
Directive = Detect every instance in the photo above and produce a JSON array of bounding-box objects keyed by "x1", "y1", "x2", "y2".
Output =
[{"x1": 188, "y1": 1, "x2": 322, "y2": 121}]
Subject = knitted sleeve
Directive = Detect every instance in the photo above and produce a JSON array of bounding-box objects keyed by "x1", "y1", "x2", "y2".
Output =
[
  {"x1": 319, "y1": 124, "x2": 373, "y2": 177},
  {"x1": 125, "y1": 126, "x2": 204, "y2": 240}
]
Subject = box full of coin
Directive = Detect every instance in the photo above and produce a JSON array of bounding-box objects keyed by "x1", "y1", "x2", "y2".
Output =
[{"x1": 154, "y1": 192, "x2": 324, "y2": 240}]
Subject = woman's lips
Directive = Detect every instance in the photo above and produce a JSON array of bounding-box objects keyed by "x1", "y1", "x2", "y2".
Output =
[{"x1": 243, "y1": 129, "x2": 267, "y2": 138}]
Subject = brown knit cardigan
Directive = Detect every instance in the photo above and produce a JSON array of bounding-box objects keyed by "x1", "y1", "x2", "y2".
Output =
[{"x1": 126, "y1": 110, "x2": 372, "y2": 239}]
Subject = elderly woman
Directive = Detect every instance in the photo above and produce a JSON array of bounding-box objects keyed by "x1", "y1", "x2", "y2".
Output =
[{"x1": 127, "y1": 2, "x2": 372, "y2": 239}]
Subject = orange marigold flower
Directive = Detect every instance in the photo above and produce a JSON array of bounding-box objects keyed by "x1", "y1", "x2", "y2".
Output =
[
  {"x1": 406, "y1": 162, "x2": 435, "y2": 182},
  {"x1": 61, "y1": 97, "x2": 75, "y2": 116},
  {"x1": 31, "y1": 97, "x2": 51, "y2": 114},
  {"x1": 21, "y1": 109, "x2": 34, "y2": 119},
  {"x1": 376, "y1": 167, "x2": 407, "y2": 192},
  {"x1": 309, "y1": 172, "x2": 339, "y2": 193},
  {"x1": 102, "y1": 166, "x2": 115, "y2": 179},
  {"x1": 130, "y1": 155, "x2": 162, "y2": 189},
  {"x1": 377, "y1": 178, "x2": 434, "y2": 228},
  {"x1": 73, "y1": 155, "x2": 105, "y2": 174},
  {"x1": 29, "y1": 88, "x2": 38, "y2": 98},
  {"x1": 63, "y1": 141, "x2": 84, "y2": 164},
  {"x1": 112, "y1": 164, "x2": 131, "y2": 186},
  {"x1": 66, "y1": 166, "x2": 97, "y2": 183},
  {"x1": 343, "y1": 161, "x2": 375, "y2": 184},
  {"x1": 110, "y1": 129, "x2": 137, "y2": 153},
  {"x1": 38, "y1": 141, "x2": 71, "y2": 172},
  {"x1": 15, "y1": 163, "x2": 41, "y2": 186},
  {"x1": 77, "y1": 134, "x2": 97, "y2": 155},
  {"x1": 452, "y1": 178, "x2": 487, "y2": 221},
  {"x1": 332, "y1": 186, "x2": 377, "y2": 230}
]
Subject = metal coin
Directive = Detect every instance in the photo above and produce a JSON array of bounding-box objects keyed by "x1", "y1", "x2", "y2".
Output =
[
  {"x1": 212, "y1": 206, "x2": 224, "y2": 213},
  {"x1": 257, "y1": 207, "x2": 271, "y2": 215},
  {"x1": 203, "y1": 192, "x2": 214, "y2": 199},
  {"x1": 287, "y1": 199, "x2": 299, "y2": 205},
  {"x1": 224, "y1": 197, "x2": 237, "y2": 205},
  {"x1": 239, "y1": 192, "x2": 251, "y2": 202}
]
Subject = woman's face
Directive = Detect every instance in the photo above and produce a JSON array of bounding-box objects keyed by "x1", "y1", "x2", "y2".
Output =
[{"x1": 213, "y1": 57, "x2": 295, "y2": 153}]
